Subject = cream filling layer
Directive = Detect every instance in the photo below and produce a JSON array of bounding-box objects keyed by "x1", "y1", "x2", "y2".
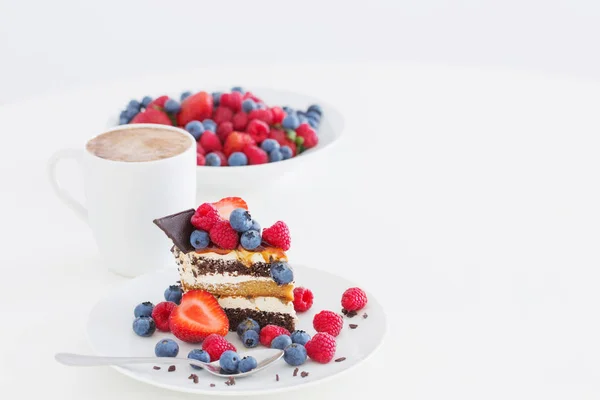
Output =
[
  {"x1": 217, "y1": 296, "x2": 295, "y2": 315},
  {"x1": 180, "y1": 269, "x2": 273, "y2": 285}
]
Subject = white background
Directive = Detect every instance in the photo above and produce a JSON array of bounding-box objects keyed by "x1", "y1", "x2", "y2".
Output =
[{"x1": 1, "y1": 0, "x2": 600, "y2": 104}]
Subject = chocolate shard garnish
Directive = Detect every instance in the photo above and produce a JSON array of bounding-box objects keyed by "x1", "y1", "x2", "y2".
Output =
[
  {"x1": 349, "y1": 324, "x2": 358, "y2": 329},
  {"x1": 334, "y1": 357, "x2": 346, "y2": 362},
  {"x1": 168, "y1": 365, "x2": 176, "y2": 372},
  {"x1": 276, "y1": 374, "x2": 280, "y2": 381},
  {"x1": 362, "y1": 313, "x2": 368, "y2": 319},
  {"x1": 300, "y1": 371, "x2": 309, "y2": 378},
  {"x1": 210, "y1": 383, "x2": 216, "y2": 387},
  {"x1": 153, "y1": 209, "x2": 196, "y2": 253},
  {"x1": 293, "y1": 367, "x2": 299, "y2": 377}
]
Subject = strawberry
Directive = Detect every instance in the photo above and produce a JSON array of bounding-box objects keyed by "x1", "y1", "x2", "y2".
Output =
[
  {"x1": 211, "y1": 197, "x2": 248, "y2": 220},
  {"x1": 262, "y1": 221, "x2": 291, "y2": 250},
  {"x1": 242, "y1": 145, "x2": 268, "y2": 165},
  {"x1": 270, "y1": 106, "x2": 285, "y2": 124},
  {"x1": 168, "y1": 290, "x2": 229, "y2": 343},
  {"x1": 202, "y1": 334, "x2": 237, "y2": 362},
  {"x1": 341, "y1": 287, "x2": 368, "y2": 311},
  {"x1": 145, "y1": 95, "x2": 169, "y2": 111},
  {"x1": 232, "y1": 111, "x2": 248, "y2": 131},
  {"x1": 217, "y1": 121, "x2": 234, "y2": 142},
  {"x1": 196, "y1": 142, "x2": 206, "y2": 156},
  {"x1": 199, "y1": 131, "x2": 222, "y2": 153},
  {"x1": 213, "y1": 150, "x2": 228, "y2": 166},
  {"x1": 246, "y1": 119, "x2": 269, "y2": 144},
  {"x1": 305, "y1": 332, "x2": 336, "y2": 363},
  {"x1": 296, "y1": 123, "x2": 318, "y2": 149},
  {"x1": 209, "y1": 220, "x2": 239, "y2": 249},
  {"x1": 213, "y1": 106, "x2": 234, "y2": 124},
  {"x1": 196, "y1": 153, "x2": 206, "y2": 166},
  {"x1": 177, "y1": 91, "x2": 213, "y2": 127},
  {"x1": 220, "y1": 91, "x2": 243, "y2": 112},
  {"x1": 223, "y1": 132, "x2": 255, "y2": 157},
  {"x1": 248, "y1": 109, "x2": 273, "y2": 125},
  {"x1": 313, "y1": 310, "x2": 343, "y2": 337},
  {"x1": 191, "y1": 203, "x2": 221, "y2": 231},
  {"x1": 130, "y1": 108, "x2": 172, "y2": 125},
  {"x1": 293, "y1": 287, "x2": 314, "y2": 312},
  {"x1": 259, "y1": 325, "x2": 291, "y2": 347},
  {"x1": 151, "y1": 301, "x2": 177, "y2": 332}
]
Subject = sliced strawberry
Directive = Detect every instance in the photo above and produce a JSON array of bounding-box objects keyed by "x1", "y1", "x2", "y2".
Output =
[
  {"x1": 146, "y1": 95, "x2": 169, "y2": 111},
  {"x1": 168, "y1": 290, "x2": 229, "y2": 343},
  {"x1": 211, "y1": 197, "x2": 248, "y2": 220},
  {"x1": 177, "y1": 91, "x2": 213, "y2": 127},
  {"x1": 130, "y1": 108, "x2": 172, "y2": 125}
]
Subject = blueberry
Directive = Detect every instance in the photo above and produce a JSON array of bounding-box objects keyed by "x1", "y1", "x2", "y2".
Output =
[
  {"x1": 132, "y1": 316, "x2": 156, "y2": 337},
  {"x1": 269, "y1": 149, "x2": 283, "y2": 162},
  {"x1": 282, "y1": 106, "x2": 294, "y2": 114},
  {"x1": 270, "y1": 261, "x2": 294, "y2": 285},
  {"x1": 297, "y1": 114, "x2": 308, "y2": 125},
  {"x1": 155, "y1": 338, "x2": 179, "y2": 357},
  {"x1": 308, "y1": 118, "x2": 319, "y2": 129},
  {"x1": 271, "y1": 334, "x2": 292, "y2": 350},
  {"x1": 283, "y1": 343, "x2": 307, "y2": 366},
  {"x1": 229, "y1": 208, "x2": 252, "y2": 232},
  {"x1": 261, "y1": 139, "x2": 280, "y2": 153},
  {"x1": 212, "y1": 92, "x2": 222, "y2": 106},
  {"x1": 119, "y1": 116, "x2": 129, "y2": 125},
  {"x1": 185, "y1": 120, "x2": 205, "y2": 140},
  {"x1": 124, "y1": 107, "x2": 138, "y2": 120},
  {"x1": 134, "y1": 301, "x2": 154, "y2": 318},
  {"x1": 240, "y1": 229, "x2": 261, "y2": 250},
  {"x1": 250, "y1": 220, "x2": 261, "y2": 232},
  {"x1": 188, "y1": 349, "x2": 210, "y2": 370},
  {"x1": 280, "y1": 146, "x2": 293, "y2": 160},
  {"x1": 164, "y1": 99, "x2": 181, "y2": 114},
  {"x1": 228, "y1": 152, "x2": 248, "y2": 166},
  {"x1": 141, "y1": 96, "x2": 153, "y2": 108},
  {"x1": 306, "y1": 110, "x2": 321, "y2": 121},
  {"x1": 307, "y1": 104, "x2": 322, "y2": 116},
  {"x1": 241, "y1": 330, "x2": 259, "y2": 348},
  {"x1": 282, "y1": 114, "x2": 300, "y2": 130},
  {"x1": 219, "y1": 350, "x2": 240, "y2": 373},
  {"x1": 203, "y1": 119, "x2": 217, "y2": 133},
  {"x1": 290, "y1": 330, "x2": 311, "y2": 346},
  {"x1": 237, "y1": 318, "x2": 261, "y2": 337},
  {"x1": 128, "y1": 100, "x2": 141, "y2": 111},
  {"x1": 256, "y1": 102, "x2": 267, "y2": 109},
  {"x1": 205, "y1": 152, "x2": 221, "y2": 166},
  {"x1": 180, "y1": 91, "x2": 192, "y2": 101},
  {"x1": 238, "y1": 356, "x2": 258, "y2": 373},
  {"x1": 164, "y1": 285, "x2": 183, "y2": 304},
  {"x1": 190, "y1": 229, "x2": 210, "y2": 249},
  {"x1": 242, "y1": 99, "x2": 257, "y2": 113},
  {"x1": 231, "y1": 86, "x2": 245, "y2": 94}
]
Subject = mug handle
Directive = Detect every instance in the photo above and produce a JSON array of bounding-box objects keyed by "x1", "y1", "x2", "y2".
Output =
[{"x1": 47, "y1": 149, "x2": 88, "y2": 223}]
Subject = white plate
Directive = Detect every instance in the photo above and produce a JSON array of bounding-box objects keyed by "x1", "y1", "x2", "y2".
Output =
[{"x1": 86, "y1": 265, "x2": 387, "y2": 396}]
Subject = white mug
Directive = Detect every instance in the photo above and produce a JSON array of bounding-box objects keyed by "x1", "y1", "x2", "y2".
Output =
[{"x1": 48, "y1": 123, "x2": 197, "y2": 277}]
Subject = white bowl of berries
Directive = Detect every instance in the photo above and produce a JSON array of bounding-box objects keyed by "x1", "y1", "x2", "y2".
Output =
[{"x1": 110, "y1": 87, "x2": 344, "y2": 193}]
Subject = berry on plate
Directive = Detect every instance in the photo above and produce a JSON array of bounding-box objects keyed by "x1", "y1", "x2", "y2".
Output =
[
  {"x1": 168, "y1": 290, "x2": 229, "y2": 343},
  {"x1": 221, "y1": 91, "x2": 243, "y2": 112},
  {"x1": 240, "y1": 229, "x2": 261, "y2": 250},
  {"x1": 190, "y1": 229, "x2": 210, "y2": 249},
  {"x1": 293, "y1": 287, "x2": 314, "y2": 312},
  {"x1": 341, "y1": 287, "x2": 368, "y2": 311},
  {"x1": 242, "y1": 99, "x2": 257, "y2": 113},
  {"x1": 305, "y1": 332, "x2": 336, "y2": 363},
  {"x1": 219, "y1": 350, "x2": 240, "y2": 374},
  {"x1": 280, "y1": 145, "x2": 293, "y2": 160},
  {"x1": 242, "y1": 145, "x2": 268, "y2": 165},
  {"x1": 259, "y1": 325, "x2": 291, "y2": 347},
  {"x1": 262, "y1": 221, "x2": 291, "y2": 250},
  {"x1": 238, "y1": 356, "x2": 258, "y2": 373},
  {"x1": 199, "y1": 131, "x2": 222, "y2": 153},
  {"x1": 313, "y1": 310, "x2": 343, "y2": 337},
  {"x1": 212, "y1": 197, "x2": 248, "y2": 220},
  {"x1": 269, "y1": 149, "x2": 283, "y2": 162},
  {"x1": 217, "y1": 121, "x2": 234, "y2": 142},
  {"x1": 203, "y1": 119, "x2": 217, "y2": 133},
  {"x1": 164, "y1": 285, "x2": 183, "y2": 304},
  {"x1": 283, "y1": 343, "x2": 308, "y2": 366},
  {"x1": 223, "y1": 132, "x2": 255, "y2": 157},
  {"x1": 213, "y1": 106, "x2": 234, "y2": 124},
  {"x1": 246, "y1": 119, "x2": 269, "y2": 143},
  {"x1": 250, "y1": 219, "x2": 261, "y2": 232},
  {"x1": 177, "y1": 91, "x2": 213, "y2": 126},
  {"x1": 187, "y1": 349, "x2": 210, "y2": 370},
  {"x1": 291, "y1": 330, "x2": 311, "y2": 346},
  {"x1": 134, "y1": 301, "x2": 154, "y2": 318},
  {"x1": 130, "y1": 108, "x2": 172, "y2": 125},
  {"x1": 229, "y1": 208, "x2": 252, "y2": 232},
  {"x1": 241, "y1": 330, "x2": 259, "y2": 348},
  {"x1": 248, "y1": 109, "x2": 273, "y2": 125},
  {"x1": 155, "y1": 338, "x2": 179, "y2": 357},
  {"x1": 185, "y1": 120, "x2": 205, "y2": 140},
  {"x1": 271, "y1": 334, "x2": 292, "y2": 350},
  {"x1": 282, "y1": 113, "x2": 300, "y2": 130},
  {"x1": 213, "y1": 150, "x2": 228, "y2": 166},
  {"x1": 205, "y1": 152, "x2": 221, "y2": 166},
  {"x1": 236, "y1": 318, "x2": 261, "y2": 337},
  {"x1": 228, "y1": 151, "x2": 248, "y2": 166},
  {"x1": 191, "y1": 203, "x2": 221, "y2": 231},
  {"x1": 132, "y1": 316, "x2": 156, "y2": 337},
  {"x1": 209, "y1": 220, "x2": 239, "y2": 249},
  {"x1": 202, "y1": 334, "x2": 237, "y2": 362},
  {"x1": 151, "y1": 301, "x2": 177, "y2": 332},
  {"x1": 270, "y1": 106, "x2": 285, "y2": 124},
  {"x1": 270, "y1": 261, "x2": 294, "y2": 285},
  {"x1": 232, "y1": 111, "x2": 249, "y2": 131},
  {"x1": 260, "y1": 138, "x2": 280, "y2": 153},
  {"x1": 164, "y1": 99, "x2": 181, "y2": 114},
  {"x1": 296, "y1": 123, "x2": 319, "y2": 149}
]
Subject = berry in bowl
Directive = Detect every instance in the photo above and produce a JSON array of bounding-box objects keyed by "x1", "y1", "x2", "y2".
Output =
[{"x1": 111, "y1": 87, "x2": 344, "y2": 193}]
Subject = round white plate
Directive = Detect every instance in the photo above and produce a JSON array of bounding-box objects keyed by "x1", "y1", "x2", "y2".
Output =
[{"x1": 86, "y1": 265, "x2": 387, "y2": 396}]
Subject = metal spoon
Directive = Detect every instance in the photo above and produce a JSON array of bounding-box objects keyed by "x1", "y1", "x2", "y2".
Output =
[{"x1": 55, "y1": 348, "x2": 284, "y2": 378}]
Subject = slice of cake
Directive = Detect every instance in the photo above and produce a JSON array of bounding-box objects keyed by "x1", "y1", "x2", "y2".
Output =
[{"x1": 153, "y1": 197, "x2": 296, "y2": 332}]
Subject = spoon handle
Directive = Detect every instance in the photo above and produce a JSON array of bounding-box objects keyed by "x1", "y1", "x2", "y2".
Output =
[{"x1": 55, "y1": 353, "x2": 206, "y2": 368}]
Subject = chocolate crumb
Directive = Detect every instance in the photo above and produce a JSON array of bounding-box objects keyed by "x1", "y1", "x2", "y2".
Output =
[
  {"x1": 342, "y1": 308, "x2": 347, "y2": 315},
  {"x1": 300, "y1": 371, "x2": 309, "y2": 378},
  {"x1": 193, "y1": 375, "x2": 199, "y2": 384},
  {"x1": 349, "y1": 324, "x2": 358, "y2": 329},
  {"x1": 168, "y1": 365, "x2": 176, "y2": 372},
  {"x1": 225, "y1": 377, "x2": 236, "y2": 386},
  {"x1": 362, "y1": 313, "x2": 368, "y2": 319},
  {"x1": 276, "y1": 374, "x2": 280, "y2": 381},
  {"x1": 153, "y1": 366, "x2": 161, "y2": 370},
  {"x1": 188, "y1": 374, "x2": 195, "y2": 379},
  {"x1": 335, "y1": 357, "x2": 346, "y2": 362},
  {"x1": 342, "y1": 309, "x2": 358, "y2": 318},
  {"x1": 210, "y1": 383, "x2": 216, "y2": 387},
  {"x1": 293, "y1": 367, "x2": 299, "y2": 377}
]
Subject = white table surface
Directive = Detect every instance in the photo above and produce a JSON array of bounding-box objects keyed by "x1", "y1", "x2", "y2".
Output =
[{"x1": 1, "y1": 62, "x2": 599, "y2": 399}]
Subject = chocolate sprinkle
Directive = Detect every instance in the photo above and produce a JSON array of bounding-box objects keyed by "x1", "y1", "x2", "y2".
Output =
[
  {"x1": 276, "y1": 374, "x2": 280, "y2": 381},
  {"x1": 188, "y1": 374, "x2": 195, "y2": 379},
  {"x1": 153, "y1": 366, "x2": 161, "y2": 370},
  {"x1": 153, "y1": 209, "x2": 196, "y2": 253},
  {"x1": 225, "y1": 377, "x2": 236, "y2": 386},
  {"x1": 193, "y1": 375, "x2": 199, "y2": 384},
  {"x1": 210, "y1": 383, "x2": 216, "y2": 387},
  {"x1": 168, "y1": 365, "x2": 176, "y2": 372},
  {"x1": 342, "y1": 309, "x2": 358, "y2": 318},
  {"x1": 335, "y1": 357, "x2": 346, "y2": 362},
  {"x1": 362, "y1": 313, "x2": 368, "y2": 319},
  {"x1": 293, "y1": 367, "x2": 299, "y2": 377},
  {"x1": 300, "y1": 371, "x2": 309, "y2": 378},
  {"x1": 349, "y1": 324, "x2": 358, "y2": 329}
]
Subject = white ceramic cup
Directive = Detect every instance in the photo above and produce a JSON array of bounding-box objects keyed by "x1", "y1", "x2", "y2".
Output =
[{"x1": 48, "y1": 123, "x2": 197, "y2": 277}]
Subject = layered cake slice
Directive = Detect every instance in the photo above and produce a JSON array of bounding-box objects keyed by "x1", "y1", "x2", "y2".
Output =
[{"x1": 153, "y1": 197, "x2": 296, "y2": 332}]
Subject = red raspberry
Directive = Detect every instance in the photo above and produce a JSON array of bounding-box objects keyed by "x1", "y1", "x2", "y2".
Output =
[
  {"x1": 242, "y1": 91, "x2": 262, "y2": 103},
  {"x1": 213, "y1": 106, "x2": 234, "y2": 124},
  {"x1": 246, "y1": 119, "x2": 269, "y2": 143},
  {"x1": 259, "y1": 325, "x2": 291, "y2": 347},
  {"x1": 196, "y1": 153, "x2": 206, "y2": 166},
  {"x1": 191, "y1": 203, "x2": 221, "y2": 231},
  {"x1": 217, "y1": 122, "x2": 234, "y2": 142},
  {"x1": 262, "y1": 221, "x2": 291, "y2": 250},
  {"x1": 248, "y1": 109, "x2": 273, "y2": 125},
  {"x1": 313, "y1": 310, "x2": 343, "y2": 337},
  {"x1": 220, "y1": 92, "x2": 242, "y2": 112},
  {"x1": 196, "y1": 142, "x2": 206, "y2": 156},
  {"x1": 151, "y1": 301, "x2": 177, "y2": 332},
  {"x1": 270, "y1": 106, "x2": 285, "y2": 124},
  {"x1": 199, "y1": 131, "x2": 223, "y2": 153},
  {"x1": 341, "y1": 287, "x2": 368, "y2": 311},
  {"x1": 232, "y1": 111, "x2": 248, "y2": 131},
  {"x1": 209, "y1": 220, "x2": 239, "y2": 249},
  {"x1": 202, "y1": 334, "x2": 237, "y2": 361},
  {"x1": 305, "y1": 332, "x2": 336, "y2": 363},
  {"x1": 242, "y1": 144, "x2": 268, "y2": 165},
  {"x1": 293, "y1": 287, "x2": 314, "y2": 312},
  {"x1": 224, "y1": 132, "x2": 255, "y2": 157},
  {"x1": 213, "y1": 150, "x2": 228, "y2": 166},
  {"x1": 296, "y1": 123, "x2": 319, "y2": 149}
]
